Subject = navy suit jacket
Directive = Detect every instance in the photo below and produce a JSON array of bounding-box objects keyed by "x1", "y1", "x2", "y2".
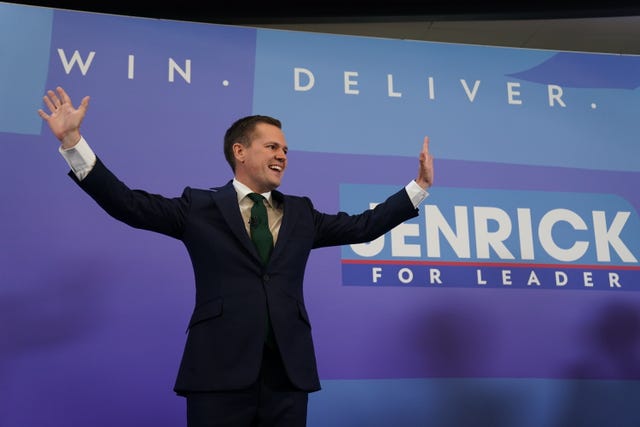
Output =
[{"x1": 72, "y1": 158, "x2": 420, "y2": 394}]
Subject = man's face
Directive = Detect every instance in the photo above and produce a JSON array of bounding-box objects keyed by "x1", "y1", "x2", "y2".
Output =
[{"x1": 234, "y1": 123, "x2": 288, "y2": 193}]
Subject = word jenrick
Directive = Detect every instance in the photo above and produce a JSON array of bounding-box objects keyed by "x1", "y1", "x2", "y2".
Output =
[{"x1": 350, "y1": 204, "x2": 638, "y2": 264}]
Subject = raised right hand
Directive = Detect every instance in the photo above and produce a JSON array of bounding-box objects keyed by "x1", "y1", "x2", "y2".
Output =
[{"x1": 38, "y1": 86, "x2": 90, "y2": 149}]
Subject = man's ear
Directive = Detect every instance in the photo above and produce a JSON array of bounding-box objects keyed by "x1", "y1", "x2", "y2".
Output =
[{"x1": 233, "y1": 142, "x2": 245, "y2": 164}]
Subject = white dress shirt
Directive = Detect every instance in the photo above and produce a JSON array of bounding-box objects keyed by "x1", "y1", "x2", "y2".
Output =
[{"x1": 232, "y1": 178, "x2": 284, "y2": 243}]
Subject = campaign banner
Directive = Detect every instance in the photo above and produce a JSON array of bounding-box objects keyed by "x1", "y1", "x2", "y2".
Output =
[
  {"x1": 2, "y1": 2, "x2": 640, "y2": 426},
  {"x1": 341, "y1": 184, "x2": 640, "y2": 291}
]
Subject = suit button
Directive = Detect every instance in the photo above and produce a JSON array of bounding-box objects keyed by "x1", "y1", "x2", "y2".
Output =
[{"x1": 263, "y1": 274, "x2": 270, "y2": 282}]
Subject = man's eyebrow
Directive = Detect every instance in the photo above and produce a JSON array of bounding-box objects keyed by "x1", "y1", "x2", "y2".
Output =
[{"x1": 266, "y1": 141, "x2": 287, "y2": 148}]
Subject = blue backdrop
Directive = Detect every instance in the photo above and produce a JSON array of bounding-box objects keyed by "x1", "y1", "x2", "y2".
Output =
[{"x1": 1, "y1": 2, "x2": 640, "y2": 426}]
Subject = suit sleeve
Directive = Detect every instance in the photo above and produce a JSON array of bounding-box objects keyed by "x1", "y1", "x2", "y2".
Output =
[
  {"x1": 69, "y1": 157, "x2": 189, "y2": 239},
  {"x1": 311, "y1": 188, "x2": 419, "y2": 248}
]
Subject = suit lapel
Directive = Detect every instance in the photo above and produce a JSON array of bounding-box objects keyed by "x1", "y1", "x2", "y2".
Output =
[
  {"x1": 211, "y1": 185, "x2": 300, "y2": 266},
  {"x1": 270, "y1": 190, "x2": 299, "y2": 262},
  {"x1": 210, "y1": 181, "x2": 261, "y2": 263}
]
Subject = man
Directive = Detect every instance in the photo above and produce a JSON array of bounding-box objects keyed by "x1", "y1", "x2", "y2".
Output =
[{"x1": 38, "y1": 86, "x2": 434, "y2": 427}]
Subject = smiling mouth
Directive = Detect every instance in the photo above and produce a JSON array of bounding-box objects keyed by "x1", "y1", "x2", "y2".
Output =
[{"x1": 269, "y1": 165, "x2": 283, "y2": 172}]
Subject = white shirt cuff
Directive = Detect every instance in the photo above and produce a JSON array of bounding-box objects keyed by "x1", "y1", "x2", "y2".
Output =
[
  {"x1": 405, "y1": 180, "x2": 429, "y2": 208},
  {"x1": 58, "y1": 136, "x2": 97, "y2": 181}
]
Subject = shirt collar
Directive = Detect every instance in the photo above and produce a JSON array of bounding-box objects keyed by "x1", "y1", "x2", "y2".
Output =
[{"x1": 233, "y1": 178, "x2": 273, "y2": 206}]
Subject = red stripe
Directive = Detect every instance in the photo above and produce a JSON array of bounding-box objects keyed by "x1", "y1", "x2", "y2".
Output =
[{"x1": 341, "y1": 259, "x2": 640, "y2": 271}]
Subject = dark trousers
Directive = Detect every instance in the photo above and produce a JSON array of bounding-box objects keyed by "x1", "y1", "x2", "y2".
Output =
[{"x1": 185, "y1": 345, "x2": 309, "y2": 427}]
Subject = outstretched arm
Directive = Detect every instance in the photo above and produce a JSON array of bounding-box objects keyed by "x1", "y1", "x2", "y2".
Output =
[
  {"x1": 415, "y1": 136, "x2": 434, "y2": 190},
  {"x1": 38, "y1": 86, "x2": 90, "y2": 149}
]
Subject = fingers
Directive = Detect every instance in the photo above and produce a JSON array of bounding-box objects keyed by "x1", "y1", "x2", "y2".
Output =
[
  {"x1": 57, "y1": 86, "x2": 72, "y2": 105},
  {"x1": 418, "y1": 135, "x2": 434, "y2": 188},
  {"x1": 37, "y1": 109, "x2": 49, "y2": 120},
  {"x1": 79, "y1": 95, "x2": 90, "y2": 113},
  {"x1": 50, "y1": 89, "x2": 62, "y2": 108},
  {"x1": 39, "y1": 87, "x2": 90, "y2": 122},
  {"x1": 43, "y1": 91, "x2": 56, "y2": 112},
  {"x1": 420, "y1": 136, "x2": 432, "y2": 163},
  {"x1": 42, "y1": 87, "x2": 70, "y2": 112}
]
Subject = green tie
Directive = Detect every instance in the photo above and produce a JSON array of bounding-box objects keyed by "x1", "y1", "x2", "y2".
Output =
[
  {"x1": 247, "y1": 193, "x2": 276, "y2": 347},
  {"x1": 247, "y1": 193, "x2": 273, "y2": 265}
]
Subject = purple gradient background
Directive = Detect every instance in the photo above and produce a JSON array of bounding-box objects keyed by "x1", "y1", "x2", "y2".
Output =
[{"x1": 1, "y1": 5, "x2": 640, "y2": 427}]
